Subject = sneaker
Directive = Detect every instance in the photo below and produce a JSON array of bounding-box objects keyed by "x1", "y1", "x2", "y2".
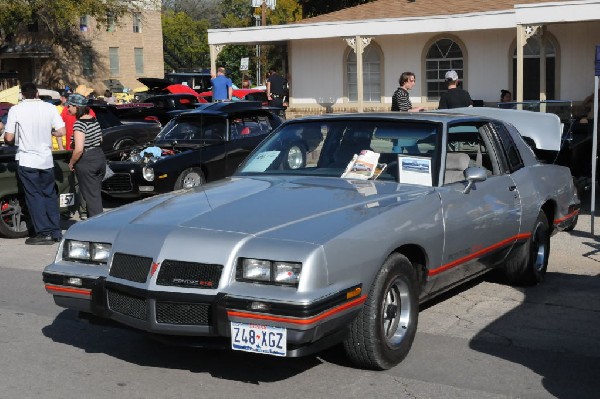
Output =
[
  {"x1": 79, "y1": 213, "x2": 88, "y2": 220},
  {"x1": 25, "y1": 234, "x2": 57, "y2": 245}
]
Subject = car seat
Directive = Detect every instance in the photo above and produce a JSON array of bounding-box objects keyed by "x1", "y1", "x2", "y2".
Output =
[{"x1": 444, "y1": 152, "x2": 470, "y2": 184}]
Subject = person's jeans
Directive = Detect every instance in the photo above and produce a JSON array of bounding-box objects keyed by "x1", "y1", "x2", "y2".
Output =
[{"x1": 17, "y1": 165, "x2": 62, "y2": 239}]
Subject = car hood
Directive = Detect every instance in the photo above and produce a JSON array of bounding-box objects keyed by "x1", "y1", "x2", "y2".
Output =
[{"x1": 72, "y1": 177, "x2": 435, "y2": 245}]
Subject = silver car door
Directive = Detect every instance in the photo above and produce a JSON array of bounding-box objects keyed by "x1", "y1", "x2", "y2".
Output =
[{"x1": 431, "y1": 122, "x2": 521, "y2": 293}]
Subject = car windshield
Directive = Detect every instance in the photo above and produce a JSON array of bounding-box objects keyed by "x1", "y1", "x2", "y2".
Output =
[{"x1": 237, "y1": 119, "x2": 440, "y2": 181}]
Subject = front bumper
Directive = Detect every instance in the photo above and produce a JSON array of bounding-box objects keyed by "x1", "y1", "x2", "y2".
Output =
[
  {"x1": 102, "y1": 163, "x2": 171, "y2": 198},
  {"x1": 42, "y1": 272, "x2": 364, "y2": 357}
]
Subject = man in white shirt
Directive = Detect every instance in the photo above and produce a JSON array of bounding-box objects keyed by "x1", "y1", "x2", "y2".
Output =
[{"x1": 4, "y1": 82, "x2": 66, "y2": 245}]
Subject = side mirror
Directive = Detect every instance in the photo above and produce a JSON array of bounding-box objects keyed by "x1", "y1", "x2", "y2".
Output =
[{"x1": 463, "y1": 167, "x2": 487, "y2": 194}]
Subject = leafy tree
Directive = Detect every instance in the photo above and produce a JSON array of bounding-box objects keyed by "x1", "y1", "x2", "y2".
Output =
[
  {"x1": 161, "y1": 0, "x2": 221, "y2": 27},
  {"x1": 0, "y1": 0, "x2": 143, "y2": 88},
  {"x1": 0, "y1": 0, "x2": 141, "y2": 41},
  {"x1": 162, "y1": 10, "x2": 210, "y2": 71}
]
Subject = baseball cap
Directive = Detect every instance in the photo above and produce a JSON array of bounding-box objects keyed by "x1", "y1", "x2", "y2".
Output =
[
  {"x1": 67, "y1": 93, "x2": 88, "y2": 107},
  {"x1": 445, "y1": 70, "x2": 459, "y2": 81}
]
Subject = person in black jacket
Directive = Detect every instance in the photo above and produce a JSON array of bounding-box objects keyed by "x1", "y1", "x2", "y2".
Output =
[
  {"x1": 438, "y1": 70, "x2": 472, "y2": 109},
  {"x1": 266, "y1": 68, "x2": 288, "y2": 108}
]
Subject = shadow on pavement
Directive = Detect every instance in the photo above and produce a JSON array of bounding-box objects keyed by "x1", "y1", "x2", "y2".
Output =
[
  {"x1": 469, "y1": 271, "x2": 600, "y2": 399},
  {"x1": 42, "y1": 309, "x2": 322, "y2": 383}
]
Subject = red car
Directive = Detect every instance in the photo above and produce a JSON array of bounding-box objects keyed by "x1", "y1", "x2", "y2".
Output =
[{"x1": 198, "y1": 89, "x2": 268, "y2": 105}]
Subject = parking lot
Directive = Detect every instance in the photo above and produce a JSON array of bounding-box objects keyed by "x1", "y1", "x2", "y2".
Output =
[{"x1": 0, "y1": 193, "x2": 599, "y2": 398}]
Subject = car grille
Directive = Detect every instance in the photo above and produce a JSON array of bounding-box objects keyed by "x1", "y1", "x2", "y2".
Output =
[
  {"x1": 156, "y1": 260, "x2": 223, "y2": 289},
  {"x1": 102, "y1": 173, "x2": 132, "y2": 193},
  {"x1": 109, "y1": 253, "x2": 153, "y2": 283},
  {"x1": 107, "y1": 289, "x2": 148, "y2": 321},
  {"x1": 156, "y1": 302, "x2": 211, "y2": 325}
]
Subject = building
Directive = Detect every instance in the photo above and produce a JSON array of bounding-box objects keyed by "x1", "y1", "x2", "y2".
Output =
[
  {"x1": 0, "y1": 1, "x2": 164, "y2": 94},
  {"x1": 208, "y1": 0, "x2": 600, "y2": 116}
]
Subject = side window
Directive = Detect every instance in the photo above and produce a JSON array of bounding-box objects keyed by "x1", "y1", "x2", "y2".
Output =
[
  {"x1": 444, "y1": 123, "x2": 500, "y2": 185},
  {"x1": 492, "y1": 122, "x2": 524, "y2": 172},
  {"x1": 230, "y1": 115, "x2": 272, "y2": 140},
  {"x1": 198, "y1": 117, "x2": 226, "y2": 141}
]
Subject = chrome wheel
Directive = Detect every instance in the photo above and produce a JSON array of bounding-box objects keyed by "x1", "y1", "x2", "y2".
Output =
[
  {"x1": 182, "y1": 171, "x2": 203, "y2": 188},
  {"x1": 0, "y1": 195, "x2": 29, "y2": 238},
  {"x1": 381, "y1": 277, "x2": 411, "y2": 347}
]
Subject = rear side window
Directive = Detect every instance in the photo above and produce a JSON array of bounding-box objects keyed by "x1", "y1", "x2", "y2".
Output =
[{"x1": 493, "y1": 122, "x2": 523, "y2": 172}]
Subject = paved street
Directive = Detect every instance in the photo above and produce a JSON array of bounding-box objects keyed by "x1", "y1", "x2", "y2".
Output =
[{"x1": 0, "y1": 195, "x2": 599, "y2": 398}]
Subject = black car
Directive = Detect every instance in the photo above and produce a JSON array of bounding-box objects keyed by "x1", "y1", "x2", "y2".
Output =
[
  {"x1": 102, "y1": 102, "x2": 283, "y2": 198},
  {"x1": 113, "y1": 94, "x2": 204, "y2": 126},
  {"x1": 88, "y1": 105, "x2": 161, "y2": 156}
]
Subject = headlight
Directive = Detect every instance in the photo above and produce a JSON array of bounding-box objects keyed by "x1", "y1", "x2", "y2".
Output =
[
  {"x1": 63, "y1": 240, "x2": 112, "y2": 264},
  {"x1": 237, "y1": 258, "x2": 302, "y2": 286},
  {"x1": 142, "y1": 166, "x2": 155, "y2": 181}
]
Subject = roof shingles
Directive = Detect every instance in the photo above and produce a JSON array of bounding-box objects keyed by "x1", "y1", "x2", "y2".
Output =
[{"x1": 301, "y1": 0, "x2": 580, "y2": 23}]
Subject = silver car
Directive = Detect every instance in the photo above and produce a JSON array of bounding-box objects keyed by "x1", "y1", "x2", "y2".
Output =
[{"x1": 43, "y1": 109, "x2": 579, "y2": 370}]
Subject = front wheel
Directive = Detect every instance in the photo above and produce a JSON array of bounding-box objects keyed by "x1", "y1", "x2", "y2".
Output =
[
  {"x1": 343, "y1": 253, "x2": 419, "y2": 370},
  {"x1": 504, "y1": 210, "x2": 550, "y2": 285},
  {"x1": 174, "y1": 167, "x2": 204, "y2": 190},
  {"x1": 0, "y1": 195, "x2": 30, "y2": 238}
]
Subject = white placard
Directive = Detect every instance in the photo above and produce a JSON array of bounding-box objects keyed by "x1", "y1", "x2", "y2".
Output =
[
  {"x1": 240, "y1": 57, "x2": 249, "y2": 71},
  {"x1": 398, "y1": 155, "x2": 432, "y2": 186}
]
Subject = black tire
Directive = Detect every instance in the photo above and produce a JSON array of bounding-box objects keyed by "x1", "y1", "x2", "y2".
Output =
[
  {"x1": 563, "y1": 214, "x2": 578, "y2": 232},
  {"x1": 114, "y1": 138, "x2": 137, "y2": 151},
  {"x1": 283, "y1": 143, "x2": 306, "y2": 170},
  {"x1": 343, "y1": 253, "x2": 419, "y2": 370},
  {"x1": 174, "y1": 167, "x2": 204, "y2": 190},
  {"x1": 0, "y1": 195, "x2": 30, "y2": 238},
  {"x1": 504, "y1": 210, "x2": 550, "y2": 285}
]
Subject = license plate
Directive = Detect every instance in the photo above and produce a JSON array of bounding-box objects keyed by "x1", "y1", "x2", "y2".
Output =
[
  {"x1": 59, "y1": 193, "x2": 75, "y2": 207},
  {"x1": 231, "y1": 322, "x2": 287, "y2": 357}
]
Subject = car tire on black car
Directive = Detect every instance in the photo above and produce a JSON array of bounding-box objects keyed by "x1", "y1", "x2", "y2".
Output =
[
  {"x1": 114, "y1": 138, "x2": 137, "y2": 151},
  {"x1": 504, "y1": 210, "x2": 550, "y2": 285},
  {"x1": 175, "y1": 167, "x2": 204, "y2": 190},
  {"x1": 283, "y1": 143, "x2": 307, "y2": 170},
  {"x1": 343, "y1": 253, "x2": 419, "y2": 370},
  {"x1": 0, "y1": 195, "x2": 29, "y2": 238}
]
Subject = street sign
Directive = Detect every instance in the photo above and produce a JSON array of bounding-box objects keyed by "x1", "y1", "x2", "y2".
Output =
[{"x1": 240, "y1": 57, "x2": 249, "y2": 71}]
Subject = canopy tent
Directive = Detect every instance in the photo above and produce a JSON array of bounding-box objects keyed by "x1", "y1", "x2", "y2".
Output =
[{"x1": 0, "y1": 85, "x2": 19, "y2": 104}]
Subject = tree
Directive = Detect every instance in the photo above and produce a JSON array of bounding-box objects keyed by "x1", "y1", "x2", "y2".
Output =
[
  {"x1": 0, "y1": 0, "x2": 144, "y2": 88},
  {"x1": 215, "y1": 0, "x2": 302, "y2": 86},
  {"x1": 0, "y1": 0, "x2": 142, "y2": 42},
  {"x1": 162, "y1": 10, "x2": 210, "y2": 71}
]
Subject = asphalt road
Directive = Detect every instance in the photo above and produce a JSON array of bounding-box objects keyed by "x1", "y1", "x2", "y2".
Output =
[{"x1": 0, "y1": 196, "x2": 599, "y2": 399}]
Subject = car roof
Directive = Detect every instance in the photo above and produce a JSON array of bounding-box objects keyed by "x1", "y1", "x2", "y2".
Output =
[
  {"x1": 176, "y1": 101, "x2": 275, "y2": 117},
  {"x1": 286, "y1": 111, "x2": 484, "y2": 124}
]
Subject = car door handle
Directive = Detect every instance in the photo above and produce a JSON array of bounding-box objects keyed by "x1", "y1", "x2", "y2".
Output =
[{"x1": 509, "y1": 185, "x2": 517, "y2": 191}]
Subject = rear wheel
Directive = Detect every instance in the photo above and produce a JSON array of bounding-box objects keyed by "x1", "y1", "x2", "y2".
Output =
[
  {"x1": 343, "y1": 253, "x2": 419, "y2": 370},
  {"x1": 0, "y1": 195, "x2": 30, "y2": 238},
  {"x1": 174, "y1": 167, "x2": 204, "y2": 190},
  {"x1": 504, "y1": 210, "x2": 550, "y2": 285}
]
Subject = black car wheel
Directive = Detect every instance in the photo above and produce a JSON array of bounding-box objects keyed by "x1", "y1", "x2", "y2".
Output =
[
  {"x1": 0, "y1": 195, "x2": 30, "y2": 238},
  {"x1": 504, "y1": 210, "x2": 550, "y2": 285},
  {"x1": 114, "y1": 138, "x2": 137, "y2": 150},
  {"x1": 175, "y1": 167, "x2": 204, "y2": 190},
  {"x1": 283, "y1": 143, "x2": 307, "y2": 170},
  {"x1": 343, "y1": 253, "x2": 419, "y2": 370}
]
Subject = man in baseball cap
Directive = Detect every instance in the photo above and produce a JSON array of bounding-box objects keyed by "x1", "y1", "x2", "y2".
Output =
[{"x1": 438, "y1": 70, "x2": 473, "y2": 109}]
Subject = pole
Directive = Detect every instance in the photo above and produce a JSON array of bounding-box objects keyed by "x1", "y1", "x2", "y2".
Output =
[
  {"x1": 592, "y1": 45, "x2": 600, "y2": 238},
  {"x1": 592, "y1": 75, "x2": 599, "y2": 238},
  {"x1": 262, "y1": 0, "x2": 266, "y2": 27}
]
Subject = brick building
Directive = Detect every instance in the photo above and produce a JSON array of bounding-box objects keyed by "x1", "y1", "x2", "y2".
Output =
[{"x1": 0, "y1": 1, "x2": 164, "y2": 94}]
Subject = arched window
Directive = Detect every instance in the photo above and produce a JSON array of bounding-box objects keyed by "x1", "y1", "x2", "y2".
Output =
[
  {"x1": 346, "y1": 44, "x2": 382, "y2": 102},
  {"x1": 425, "y1": 38, "x2": 465, "y2": 101},
  {"x1": 512, "y1": 38, "x2": 556, "y2": 100}
]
